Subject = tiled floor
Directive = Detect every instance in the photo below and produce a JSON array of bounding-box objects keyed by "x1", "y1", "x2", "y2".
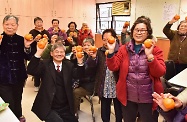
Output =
[
  {"x1": 22, "y1": 76, "x2": 116, "y2": 122},
  {"x1": 22, "y1": 76, "x2": 164, "y2": 122}
]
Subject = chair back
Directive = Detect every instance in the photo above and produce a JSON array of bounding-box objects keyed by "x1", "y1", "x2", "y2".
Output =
[{"x1": 164, "y1": 60, "x2": 176, "y2": 81}]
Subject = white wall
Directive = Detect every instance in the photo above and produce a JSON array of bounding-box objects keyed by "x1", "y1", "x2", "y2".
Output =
[
  {"x1": 130, "y1": 0, "x2": 136, "y2": 28},
  {"x1": 133, "y1": 0, "x2": 181, "y2": 37},
  {"x1": 179, "y1": 0, "x2": 187, "y2": 20}
]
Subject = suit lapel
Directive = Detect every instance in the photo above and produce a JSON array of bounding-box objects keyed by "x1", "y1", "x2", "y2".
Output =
[
  {"x1": 62, "y1": 61, "x2": 69, "y2": 87},
  {"x1": 49, "y1": 61, "x2": 56, "y2": 83}
]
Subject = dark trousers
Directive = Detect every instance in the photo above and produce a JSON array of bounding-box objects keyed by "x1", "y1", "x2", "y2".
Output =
[
  {"x1": 101, "y1": 97, "x2": 123, "y2": 122},
  {"x1": 122, "y1": 100, "x2": 154, "y2": 122},
  {"x1": 0, "y1": 82, "x2": 24, "y2": 119},
  {"x1": 175, "y1": 63, "x2": 187, "y2": 74},
  {"x1": 34, "y1": 75, "x2": 41, "y2": 87},
  {"x1": 45, "y1": 109, "x2": 78, "y2": 122}
]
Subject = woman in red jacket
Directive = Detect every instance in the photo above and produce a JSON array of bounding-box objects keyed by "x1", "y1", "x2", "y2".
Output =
[{"x1": 106, "y1": 17, "x2": 166, "y2": 122}]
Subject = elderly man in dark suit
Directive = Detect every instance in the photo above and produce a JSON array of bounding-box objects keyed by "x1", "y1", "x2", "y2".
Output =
[{"x1": 27, "y1": 42, "x2": 83, "y2": 122}]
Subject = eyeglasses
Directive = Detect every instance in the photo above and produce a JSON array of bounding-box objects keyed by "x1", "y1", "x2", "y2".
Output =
[{"x1": 134, "y1": 29, "x2": 147, "y2": 34}]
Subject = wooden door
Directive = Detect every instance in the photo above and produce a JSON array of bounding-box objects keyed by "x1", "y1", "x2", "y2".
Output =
[
  {"x1": 0, "y1": 0, "x2": 8, "y2": 16},
  {"x1": 8, "y1": 0, "x2": 22, "y2": 16},
  {"x1": 17, "y1": 16, "x2": 32, "y2": 36},
  {"x1": 53, "y1": 0, "x2": 72, "y2": 18},
  {"x1": 30, "y1": 0, "x2": 45, "y2": 17}
]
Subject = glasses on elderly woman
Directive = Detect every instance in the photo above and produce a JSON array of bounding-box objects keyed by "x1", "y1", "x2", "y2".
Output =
[{"x1": 134, "y1": 29, "x2": 147, "y2": 34}]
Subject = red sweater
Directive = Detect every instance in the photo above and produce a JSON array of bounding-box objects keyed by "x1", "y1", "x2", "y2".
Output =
[
  {"x1": 107, "y1": 44, "x2": 166, "y2": 110},
  {"x1": 78, "y1": 29, "x2": 93, "y2": 45}
]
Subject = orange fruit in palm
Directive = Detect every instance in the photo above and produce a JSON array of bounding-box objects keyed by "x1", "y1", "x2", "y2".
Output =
[
  {"x1": 42, "y1": 38, "x2": 48, "y2": 44},
  {"x1": 144, "y1": 39, "x2": 153, "y2": 48},
  {"x1": 108, "y1": 36, "x2": 115, "y2": 44},
  {"x1": 67, "y1": 37, "x2": 73, "y2": 42},
  {"x1": 76, "y1": 52, "x2": 83, "y2": 58},
  {"x1": 61, "y1": 29, "x2": 65, "y2": 33},
  {"x1": 174, "y1": 14, "x2": 180, "y2": 20},
  {"x1": 36, "y1": 34, "x2": 42, "y2": 39},
  {"x1": 83, "y1": 27, "x2": 89, "y2": 32},
  {"x1": 69, "y1": 32, "x2": 74, "y2": 37},
  {"x1": 24, "y1": 34, "x2": 33, "y2": 41},
  {"x1": 163, "y1": 98, "x2": 175, "y2": 110},
  {"x1": 85, "y1": 27, "x2": 89, "y2": 31},
  {"x1": 37, "y1": 41, "x2": 46, "y2": 49},
  {"x1": 76, "y1": 46, "x2": 83, "y2": 52},
  {"x1": 73, "y1": 32, "x2": 77, "y2": 35},
  {"x1": 54, "y1": 27, "x2": 58, "y2": 31},
  {"x1": 124, "y1": 21, "x2": 130, "y2": 27},
  {"x1": 37, "y1": 38, "x2": 47, "y2": 49},
  {"x1": 43, "y1": 34, "x2": 48, "y2": 39},
  {"x1": 89, "y1": 46, "x2": 97, "y2": 53}
]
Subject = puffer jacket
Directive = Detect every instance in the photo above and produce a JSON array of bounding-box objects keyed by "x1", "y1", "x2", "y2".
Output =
[
  {"x1": 107, "y1": 40, "x2": 166, "y2": 110},
  {"x1": 126, "y1": 42, "x2": 153, "y2": 103}
]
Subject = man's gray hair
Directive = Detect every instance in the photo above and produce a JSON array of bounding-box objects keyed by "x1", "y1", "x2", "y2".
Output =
[
  {"x1": 3, "y1": 15, "x2": 19, "y2": 24},
  {"x1": 51, "y1": 42, "x2": 66, "y2": 52},
  {"x1": 82, "y1": 37, "x2": 94, "y2": 46}
]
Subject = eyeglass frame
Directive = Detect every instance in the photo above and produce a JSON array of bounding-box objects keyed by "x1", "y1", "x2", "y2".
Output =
[{"x1": 133, "y1": 29, "x2": 148, "y2": 34}]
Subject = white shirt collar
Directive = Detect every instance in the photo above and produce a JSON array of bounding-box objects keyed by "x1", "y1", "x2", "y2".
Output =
[{"x1": 53, "y1": 61, "x2": 62, "y2": 71}]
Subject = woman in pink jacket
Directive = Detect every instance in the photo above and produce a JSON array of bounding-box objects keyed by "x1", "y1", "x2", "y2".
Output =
[{"x1": 106, "y1": 17, "x2": 166, "y2": 122}]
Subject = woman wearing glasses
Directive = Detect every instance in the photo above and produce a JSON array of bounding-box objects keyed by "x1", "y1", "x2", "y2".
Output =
[{"x1": 106, "y1": 16, "x2": 166, "y2": 122}]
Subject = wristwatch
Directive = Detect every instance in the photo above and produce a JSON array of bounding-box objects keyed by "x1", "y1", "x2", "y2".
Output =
[{"x1": 147, "y1": 57, "x2": 154, "y2": 62}]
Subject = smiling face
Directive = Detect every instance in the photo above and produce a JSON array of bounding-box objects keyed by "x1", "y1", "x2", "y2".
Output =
[
  {"x1": 132, "y1": 23, "x2": 149, "y2": 44},
  {"x1": 3, "y1": 17, "x2": 18, "y2": 36},
  {"x1": 50, "y1": 46, "x2": 65, "y2": 64},
  {"x1": 178, "y1": 22, "x2": 187, "y2": 35},
  {"x1": 52, "y1": 20, "x2": 59, "y2": 28},
  {"x1": 34, "y1": 20, "x2": 43, "y2": 30},
  {"x1": 83, "y1": 41, "x2": 92, "y2": 53},
  {"x1": 69, "y1": 23, "x2": 76, "y2": 32}
]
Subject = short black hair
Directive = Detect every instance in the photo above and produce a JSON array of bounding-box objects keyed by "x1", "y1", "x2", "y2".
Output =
[
  {"x1": 52, "y1": 19, "x2": 59, "y2": 24},
  {"x1": 68, "y1": 21, "x2": 77, "y2": 28},
  {"x1": 34, "y1": 17, "x2": 43, "y2": 24},
  {"x1": 136, "y1": 16, "x2": 151, "y2": 23},
  {"x1": 102, "y1": 28, "x2": 119, "y2": 44}
]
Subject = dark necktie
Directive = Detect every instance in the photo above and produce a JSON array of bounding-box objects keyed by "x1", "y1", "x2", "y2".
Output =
[{"x1": 57, "y1": 65, "x2": 60, "y2": 72}]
